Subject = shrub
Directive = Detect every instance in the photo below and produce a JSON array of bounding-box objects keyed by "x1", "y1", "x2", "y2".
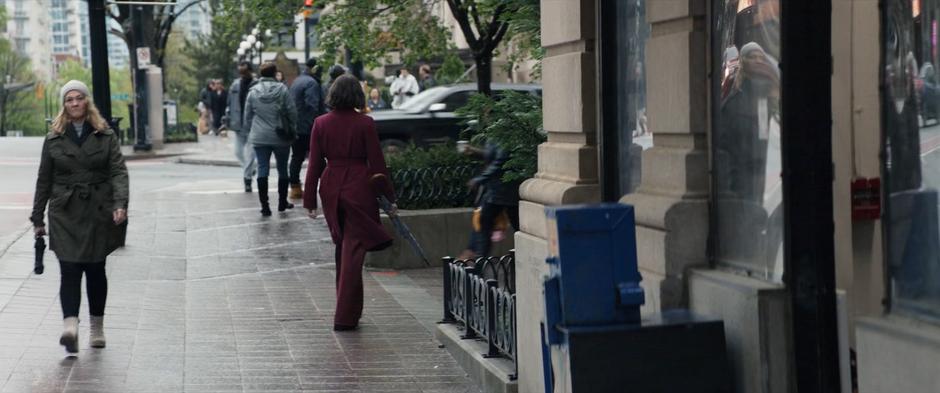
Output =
[{"x1": 386, "y1": 144, "x2": 479, "y2": 210}]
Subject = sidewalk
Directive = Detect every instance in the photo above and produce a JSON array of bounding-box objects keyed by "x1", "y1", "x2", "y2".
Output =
[
  {"x1": 121, "y1": 133, "x2": 305, "y2": 169},
  {"x1": 0, "y1": 179, "x2": 477, "y2": 392}
]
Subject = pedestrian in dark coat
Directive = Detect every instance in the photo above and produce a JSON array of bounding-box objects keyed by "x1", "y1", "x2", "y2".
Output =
[
  {"x1": 30, "y1": 80, "x2": 129, "y2": 354},
  {"x1": 210, "y1": 79, "x2": 228, "y2": 132},
  {"x1": 469, "y1": 142, "x2": 521, "y2": 257},
  {"x1": 304, "y1": 75, "x2": 395, "y2": 331},
  {"x1": 287, "y1": 57, "x2": 326, "y2": 200}
]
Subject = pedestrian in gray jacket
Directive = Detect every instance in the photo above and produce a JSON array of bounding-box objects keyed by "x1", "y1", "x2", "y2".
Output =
[
  {"x1": 244, "y1": 62, "x2": 298, "y2": 216},
  {"x1": 226, "y1": 61, "x2": 257, "y2": 192},
  {"x1": 287, "y1": 57, "x2": 326, "y2": 200}
]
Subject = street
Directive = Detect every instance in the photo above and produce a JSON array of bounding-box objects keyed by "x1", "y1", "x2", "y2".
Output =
[{"x1": 0, "y1": 137, "x2": 478, "y2": 393}]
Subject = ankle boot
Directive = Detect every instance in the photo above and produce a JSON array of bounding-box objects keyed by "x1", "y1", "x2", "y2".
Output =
[
  {"x1": 289, "y1": 183, "x2": 303, "y2": 199},
  {"x1": 244, "y1": 178, "x2": 252, "y2": 193},
  {"x1": 60, "y1": 317, "x2": 79, "y2": 354},
  {"x1": 89, "y1": 316, "x2": 106, "y2": 348},
  {"x1": 257, "y1": 177, "x2": 272, "y2": 216},
  {"x1": 278, "y1": 178, "x2": 294, "y2": 212}
]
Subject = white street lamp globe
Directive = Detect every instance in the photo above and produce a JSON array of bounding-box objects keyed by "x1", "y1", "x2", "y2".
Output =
[
  {"x1": 236, "y1": 48, "x2": 245, "y2": 56},
  {"x1": 254, "y1": 41, "x2": 261, "y2": 50},
  {"x1": 246, "y1": 35, "x2": 257, "y2": 45},
  {"x1": 239, "y1": 41, "x2": 250, "y2": 51},
  {"x1": 251, "y1": 27, "x2": 260, "y2": 36},
  {"x1": 265, "y1": 29, "x2": 272, "y2": 37}
]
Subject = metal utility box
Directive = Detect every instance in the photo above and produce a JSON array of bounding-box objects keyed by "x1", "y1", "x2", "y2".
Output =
[{"x1": 542, "y1": 204, "x2": 731, "y2": 393}]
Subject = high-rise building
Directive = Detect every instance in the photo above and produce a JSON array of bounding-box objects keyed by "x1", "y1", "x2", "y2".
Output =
[
  {"x1": 176, "y1": 0, "x2": 211, "y2": 41},
  {"x1": 0, "y1": 0, "x2": 52, "y2": 81}
]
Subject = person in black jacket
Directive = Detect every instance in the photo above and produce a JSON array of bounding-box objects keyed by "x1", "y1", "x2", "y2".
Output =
[
  {"x1": 469, "y1": 142, "x2": 521, "y2": 257},
  {"x1": 287, "y1": 58, "x2": 326, "y2": 199}
]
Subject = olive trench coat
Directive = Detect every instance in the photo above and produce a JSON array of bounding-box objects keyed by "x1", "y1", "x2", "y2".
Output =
[{"x1": 30, "y1": 125, "x2": 129, "y2": 262}]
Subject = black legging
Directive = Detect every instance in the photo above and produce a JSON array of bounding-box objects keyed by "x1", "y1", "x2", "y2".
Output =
[{"x1": 59, "y1": 261, "x2": 107, "y2": 318}]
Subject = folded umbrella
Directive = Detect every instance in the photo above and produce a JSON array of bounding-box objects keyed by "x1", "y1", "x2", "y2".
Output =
[
  {"x1": 34, "y1": 236, "x2": 45, "y2": 275},
  {"x1": 370, "y1": 174, "x2": 430, "y2": 266}
]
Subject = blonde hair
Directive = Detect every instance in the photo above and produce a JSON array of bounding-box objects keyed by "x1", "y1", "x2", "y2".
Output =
[{"x1": 50, "y1": 96, "x2": 109, "y2": 134}]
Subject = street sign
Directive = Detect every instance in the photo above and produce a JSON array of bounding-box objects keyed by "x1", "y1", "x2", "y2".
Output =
[{"x1": 136, "y1": 47, "x2": 151, "y2": 68}]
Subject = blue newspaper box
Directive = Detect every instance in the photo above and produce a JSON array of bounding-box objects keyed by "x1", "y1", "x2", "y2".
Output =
[
  {"x1": 542, "y1": 204, "x2": 645, "y2": 345},
  {"x1": 541, "y1": 204, "x2": 732, "y2": 392}
]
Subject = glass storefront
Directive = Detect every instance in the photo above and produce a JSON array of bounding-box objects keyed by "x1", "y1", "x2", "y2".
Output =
[
  {"x1": 711, "y1": 0, "x2": 783, "y2": 281},
  {"x1": 883, "y1": 0, "x2": 940, "y2": 319},
  {"x1": 600, "y1": 0, "x2": 651, "y2": 198}
]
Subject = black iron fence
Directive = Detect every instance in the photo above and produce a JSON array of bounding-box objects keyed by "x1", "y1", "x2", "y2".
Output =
[
  {"x1": 391, "y1": 165, "x2": 478, "y2": 209},
  {"x1": 441, "y1": 251, "x2": 517, "y2": 380}
]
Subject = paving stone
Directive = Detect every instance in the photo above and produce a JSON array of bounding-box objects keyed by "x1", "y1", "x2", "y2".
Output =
[{"x1": 0, "y1": 179, "x2": 479, "y2": 393}]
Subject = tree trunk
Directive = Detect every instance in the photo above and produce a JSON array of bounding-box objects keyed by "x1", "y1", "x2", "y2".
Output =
[{"x1": 475, "y1": 51, "x2": 493, "y2": 96}]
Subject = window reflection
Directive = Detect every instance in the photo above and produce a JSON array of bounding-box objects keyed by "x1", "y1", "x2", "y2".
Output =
[
  {"x1": 713, "y1": 0, "x2": 783, "y2": 281},
  {"x1": 884, "y1": 0, "x2": 940, "y2": 319}
]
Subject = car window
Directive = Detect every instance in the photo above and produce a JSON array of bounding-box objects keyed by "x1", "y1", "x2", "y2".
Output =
[{"x1": 442, "y1": 91, "x2": 472, "y2": 111}]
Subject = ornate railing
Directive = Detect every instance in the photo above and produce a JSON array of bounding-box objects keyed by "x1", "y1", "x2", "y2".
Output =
[
  {"x1": 391, "y1": 165, "x2": 478, "y2": 209},
  {"x1": 441, "y1": 251, "x2": 517, "y2": 380}
]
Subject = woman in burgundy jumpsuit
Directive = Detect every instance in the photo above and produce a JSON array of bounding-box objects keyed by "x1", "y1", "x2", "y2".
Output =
[{"x1": 303, "y1": 75, "x2": 395, "y2": 331}]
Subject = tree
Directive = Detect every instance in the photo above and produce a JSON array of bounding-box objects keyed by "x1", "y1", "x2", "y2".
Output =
[
  {"x1": 107, "y1": 0, "x2": 209, "y2": 73},
  {"x1": 316, "y1": 0, "x2": 537, "y2": 95}
]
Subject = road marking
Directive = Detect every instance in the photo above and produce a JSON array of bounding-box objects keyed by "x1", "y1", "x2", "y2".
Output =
[{"x1": 922, "y1": 134, "x2": 940, "y2": 157}]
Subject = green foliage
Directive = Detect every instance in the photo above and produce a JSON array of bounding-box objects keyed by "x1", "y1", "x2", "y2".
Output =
[
  {"x1": 183, "y1": 2, "x2": 254, "y2": 90},
  {"x1": 164, "y1": 131, "x2": 198, "y2": 143},
  {"x1": 217, "y1": 0, "x2": 300, "y2": 36},
  {"x1": 386, "y1": 143, "x2": 474, "y2": 173},
  {"x1": 457, "y1": 91, "x2": 543, "y2": 183},
  {"x1": 317, "y1": 0, "x2": 453, "y2": 69},
  {"x1": 500, "y1": 0, "x2": 542, "y2": 79},
  {"x1": 435, "y1": 53, "x2": 466, "y2": 85}
]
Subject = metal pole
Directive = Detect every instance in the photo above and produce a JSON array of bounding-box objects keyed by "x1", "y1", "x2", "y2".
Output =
[
  {"x1": 133, "y1": 4, "x2": 151, "y2": 151},
  {"x1": 304, "y1": 14, "x2": 310, "y2": 61},
  {"x1": 87, "y1": 0, "x2": 112, "y2": 124}
]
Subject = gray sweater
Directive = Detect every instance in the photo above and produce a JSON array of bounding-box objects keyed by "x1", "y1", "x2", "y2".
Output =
[{"x1": 245, "y1": 77, "x2": 297, "y2": 147}]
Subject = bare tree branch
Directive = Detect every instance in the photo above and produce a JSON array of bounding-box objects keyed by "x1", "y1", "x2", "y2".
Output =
[{"x1": 445, "y1": 0, "x2": 480, "y2": 51}]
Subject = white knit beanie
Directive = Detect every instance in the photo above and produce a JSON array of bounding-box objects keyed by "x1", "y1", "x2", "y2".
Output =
[{"x1": 60, "y1": 80, "x2": 90, "y2": 104}]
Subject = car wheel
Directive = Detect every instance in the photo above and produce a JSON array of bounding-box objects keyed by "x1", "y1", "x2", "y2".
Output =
[{"x1": 381, "y1": 139, "x2": 408, "y2": 154}]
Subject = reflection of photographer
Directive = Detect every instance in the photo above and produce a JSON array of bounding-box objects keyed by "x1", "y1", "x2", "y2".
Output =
[{"x1": 390, "y1": 68, "x2": 419, "y2": 109}]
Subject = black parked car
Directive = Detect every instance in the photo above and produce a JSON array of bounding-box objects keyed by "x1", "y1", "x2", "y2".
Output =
[{"x1": 369, "y1": 83, "x2": 542, "y2": 152}]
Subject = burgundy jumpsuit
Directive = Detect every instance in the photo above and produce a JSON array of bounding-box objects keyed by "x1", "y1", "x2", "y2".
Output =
[{"x1": 303, "y1": 109, "x2": 394, "y2": 327}]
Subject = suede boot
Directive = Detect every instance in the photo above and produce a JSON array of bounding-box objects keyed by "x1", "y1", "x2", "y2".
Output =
[
  {"x1": 289, "y1": 183, "x2": 303, "y2": 200},
  {"x1": 244, "y1": 178, "x2": 252, "y2": 193},
  {"x1": 278, "y1": 178, "x2": 294, "y2": 212},
  {"x1": 89, "y1": 316, "x2": 106, "y2": 348},
  {"x1": 60, "y1": 317, "x2": 79, "y2": 354},
  {"x1": 257, "y1": 177, "x2": 272, "y2": 216}
]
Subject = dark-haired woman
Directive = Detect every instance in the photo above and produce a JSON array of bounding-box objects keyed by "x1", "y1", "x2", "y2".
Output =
[{"x1": 304, "y1": 75, "x2": 396, "y2": 331}]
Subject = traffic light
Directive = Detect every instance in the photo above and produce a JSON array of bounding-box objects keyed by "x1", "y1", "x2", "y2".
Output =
[
  {"x1": 304, "y1": 0, "x2": 313, "y2": 7},
  {"x1": 303, "y1": 0, "x2": 314, "y2": 18}
]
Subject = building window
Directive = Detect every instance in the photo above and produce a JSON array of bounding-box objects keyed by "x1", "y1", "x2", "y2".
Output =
[
  {"x1": 711, "y1": 0, "x2": 783, "y2": 281},
  {"x1": 883, "y1": 0, "x2": 940, "y2": 320},
  {"x1": 599, "y1": 0, "x2": 651, "y2": 199}
]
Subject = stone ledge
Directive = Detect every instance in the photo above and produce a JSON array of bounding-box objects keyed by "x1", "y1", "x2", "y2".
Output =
[
  {"x1": 857, "y1": 315, "x2": 940, "y2": 392},
  {"x1": 366, "y1": 208, "x2": 513, "y2": 269},
  {"x1": 436, "y1": 323, "x2": 518, "y2": 393},
  {"x1": 519, "y1": 177, "x2": 600, "y2": 206}
]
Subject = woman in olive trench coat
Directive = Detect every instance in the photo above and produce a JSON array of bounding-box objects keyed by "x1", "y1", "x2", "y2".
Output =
[
  {"x1": 304, "y1": 75, "x2": 395, "y2": 331},
  {"x1": 30, "y1": 80, "x2": 129, "y2": 354}
]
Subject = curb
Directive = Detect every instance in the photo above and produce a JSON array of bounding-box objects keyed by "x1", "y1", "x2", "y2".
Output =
[
  {"x1": 124, "y1": 153, "x2": 188, "y2": 161},
  {"x1": 177, "y1": 157, "x2": 241, "y2": 167},
  {"x1": 0, "y1": 223, "x2": 31, "y2": 259}
]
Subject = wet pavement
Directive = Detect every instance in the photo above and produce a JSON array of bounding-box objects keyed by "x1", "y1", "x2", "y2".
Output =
[{"x1": 0, "y1": 161, "x2": 477, "y2": 393}]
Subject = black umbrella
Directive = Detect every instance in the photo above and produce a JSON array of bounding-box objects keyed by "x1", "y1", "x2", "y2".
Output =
[
  {"x1": 34, "y1": 235, "x2": 45, "y2": 275},
  {"x1": 370, "y1": 174, "x2": 430, "y2": 266}
]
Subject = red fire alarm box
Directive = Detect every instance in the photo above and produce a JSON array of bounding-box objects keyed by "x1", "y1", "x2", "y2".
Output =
[{"x1": 851, "y1": 178, "x2": 881, "y2": 221}]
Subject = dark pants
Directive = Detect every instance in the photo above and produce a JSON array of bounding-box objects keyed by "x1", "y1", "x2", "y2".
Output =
[
  {"x1": 333, "y1": 204, "x2": 368, "y2": 327},
  {"x1": 254, "y1": 144, "x2": 290, "y2": 178},
  {"x1": 289, "y1": 133, "x2": 311, "y2": 185},
  {"x1": 59, "y1": 261, "x2": 108, "y2": 318},
  {"x1": 474, "y1": 203, "x2": 520, "y2": 257}
]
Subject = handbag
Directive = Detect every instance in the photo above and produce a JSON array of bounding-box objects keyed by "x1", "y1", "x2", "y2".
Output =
[{"x1": 274, "y1": 93, "x2": 297, "y2": 141}]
